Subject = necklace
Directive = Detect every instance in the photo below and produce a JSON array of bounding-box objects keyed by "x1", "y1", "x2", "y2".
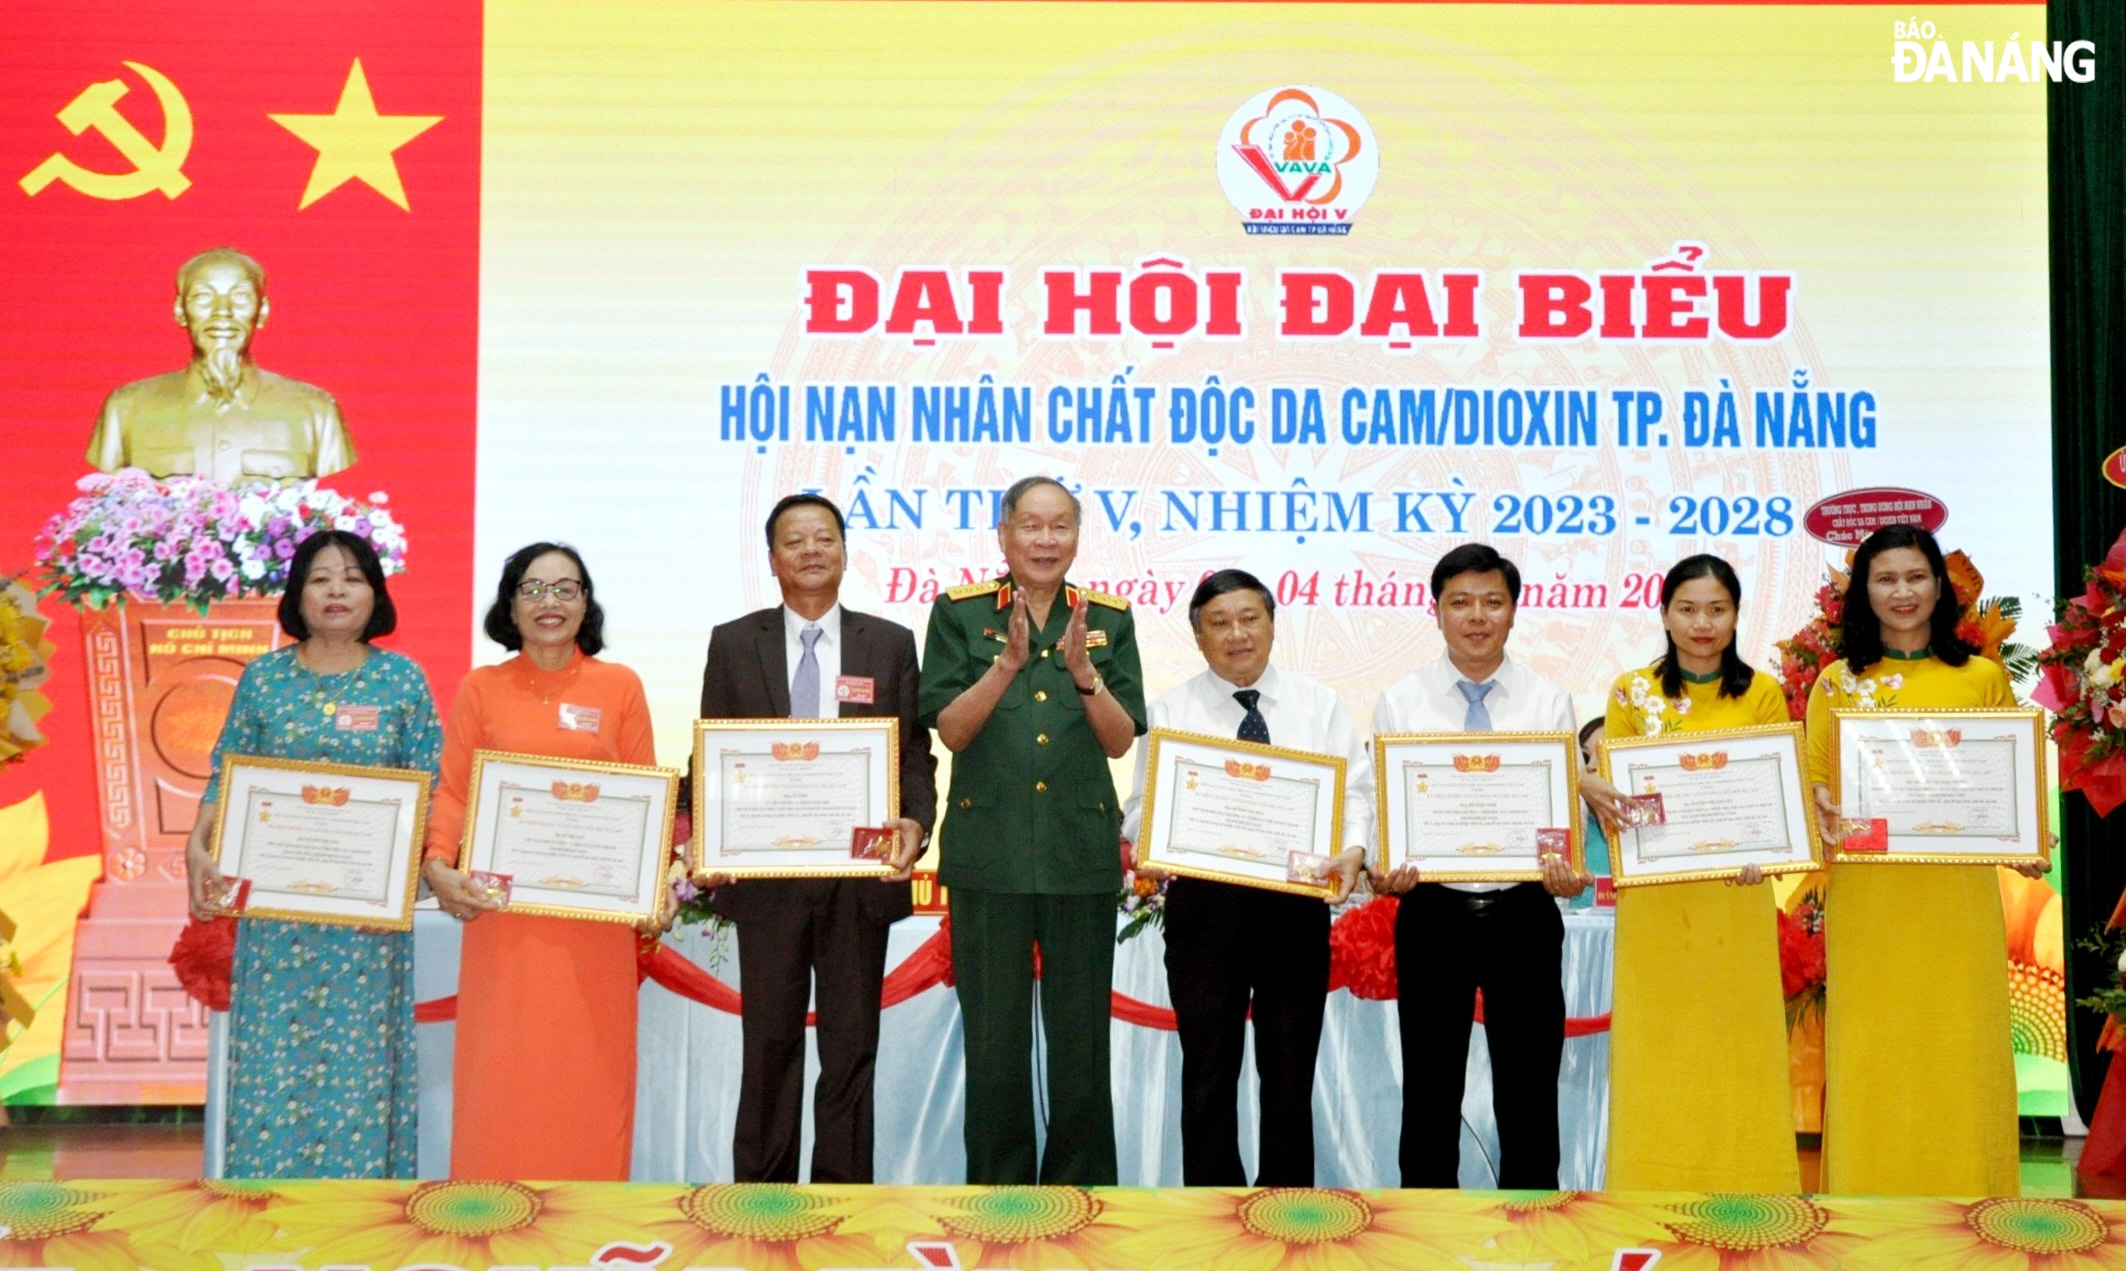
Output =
[
  {"x1": 294, "y1": 644, "x2": 365, "y2": 720},
  {"x1": 519, "y1": 653, "x2": 582, "y2": 705}
]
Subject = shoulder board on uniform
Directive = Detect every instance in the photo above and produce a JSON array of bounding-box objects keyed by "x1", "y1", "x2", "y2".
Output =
[
  {"x1": 945, "y1": 579, "x2": 1004, "y2": 602},
  {"x1": 1081, "y1": 588, "x2": 1130, "y2": 611}
]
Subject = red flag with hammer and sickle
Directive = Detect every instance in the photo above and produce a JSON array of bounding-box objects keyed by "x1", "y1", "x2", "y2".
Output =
[{"x1": 0, "y1": 2, "x2": 482, "y2": 868}]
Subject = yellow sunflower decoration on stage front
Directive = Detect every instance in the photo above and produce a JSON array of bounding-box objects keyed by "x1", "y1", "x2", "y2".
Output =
[
  {"x1": 628, "y1": 1183, "x2": 908, "y2": 1271},
  {"x1": 88, "y1": 1179, "x2": 290, "y2": 1271},
  {"x1": 264, "y1": 1180, "x2": 681, "y2": 1268},
  {"x1": 0, "y1": 794, "x2": 101, "y2": 1103},
  {"x1": 0, "y1": 579, "x2": 54, "y2": 768},
  {"x1": 1636, "y1": 1194, "x2": 1866, "y2": 1271},
  {"x1": 832, "y1": 1185, "x2": 1153, "y2": 1271},
  {"x1": 1477, "y1": 1190, "x2": 1679, "y2": 1271},
  {"x1": 1830, "y1": 1196, "x2": 2126, "y2": 1271},
  {"x1": 0, "y1": 1182, "x2": 145, "y2": 1271},
  {"x1": 1119, "y1": 1186, "x2": 1513, "y2": 1271}
]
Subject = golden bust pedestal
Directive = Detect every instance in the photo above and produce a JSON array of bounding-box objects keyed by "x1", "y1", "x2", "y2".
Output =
[{"x1": 58, "y1": 600, "x2": 287, "y2": 1103}]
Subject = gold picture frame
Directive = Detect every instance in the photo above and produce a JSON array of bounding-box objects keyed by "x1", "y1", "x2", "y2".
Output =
[
  {"x1": 1137, "y1": 728, "x2": 1346, "y2": 899},
  {"x1": 1598, "y1": 722, "x2": 1820, "y2": 887},
  {"x1": 691, "y1": 718, "x2": 902, "y2": 880},
  {"x1": 1829, "y1": 707, "x2": 2050, "y2": 866},
  {"x1": 460, "y1": 749, "x2": 681, "y2": 924},
  {"x1": 211, "y1": 754, "x2": 431, "y2": 930},
  {"x1": 1375, "y1": 731, "x2": 1584, "y2": 883}
]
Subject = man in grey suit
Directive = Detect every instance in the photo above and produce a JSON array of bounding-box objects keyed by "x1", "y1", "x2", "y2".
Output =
[{"x1": 696, "y1": 493, "x2": 938, "y2": 1182}]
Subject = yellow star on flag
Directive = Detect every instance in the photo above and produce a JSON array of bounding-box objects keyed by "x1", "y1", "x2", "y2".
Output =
[{"x1": 269, "y1": 58, "x2": 441, "y2": 210}]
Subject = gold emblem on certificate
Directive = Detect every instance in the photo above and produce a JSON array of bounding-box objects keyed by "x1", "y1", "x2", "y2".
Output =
[
  {"x1": 1137, "y1": 729, "x2": 1346, "y2": 898},
  {"x1": 459, "y1": 751, "x2": 680, "y2": 924},
  {"x1": 1374, "y1": 732, "x2": 1581, "y2": 881},
  {"x1": 210, "y1": 756, "x2": 431, "y2": 929},
  {"x1": 1830, "y1": 708, "x2": 2049, "y2": 865},
  {"x1": 1598, "y1": 723, "x2": 1820, "y2": 886},
  {"x1": 692, "y1": 719, "x2": 900, "y2": 879}
]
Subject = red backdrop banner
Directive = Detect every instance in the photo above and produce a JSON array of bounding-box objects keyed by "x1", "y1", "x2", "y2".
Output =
[{"x1": 0, "y1": 0, "x2": 481, "y2": 1102}]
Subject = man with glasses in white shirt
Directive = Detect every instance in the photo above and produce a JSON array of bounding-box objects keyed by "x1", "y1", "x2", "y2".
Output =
[
  {"x1": 1123, "y1": 568, "x2": 1371, "y2": 1186},
  {"x1": 1371, "y1": 543, "x2": 1596, "y2": 1190}
]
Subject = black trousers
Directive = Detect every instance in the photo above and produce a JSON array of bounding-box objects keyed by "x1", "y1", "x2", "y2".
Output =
[
  {"x1": 1164, "y1": 876, "x2": 1330, "y2": 1186},
  {"x1": 949, "y1": 888, "x2": 1118, "y2": 1185},
  {"x1": 732, "y1": 879, "x2": 893, "y2": 1183},
  {"x1": 1395, "y1": 882, "x2": 1565, "y2": 1189}
]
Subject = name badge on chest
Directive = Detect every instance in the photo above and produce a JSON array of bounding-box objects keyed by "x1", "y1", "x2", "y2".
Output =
[
  {"x1": 834, "y1": 675, "x2": 876, "y2": 705},
  {"x1": 334, "y1": 705, "x2": 381, "y2": 733},
  {"x1": 557, "y1": 702, "x2": 603, "y2": 733}
]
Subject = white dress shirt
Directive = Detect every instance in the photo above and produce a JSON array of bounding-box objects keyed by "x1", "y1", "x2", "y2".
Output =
[
  {"x1": 783, "y1": 603, "x2": 843, "y2": 717},
  {"x1": 1372, "y1": 652, "x2": 1577, "y2": 892},
  {"x1": 1123, "y1": 662, "x2": 1376, "y2": 866}
]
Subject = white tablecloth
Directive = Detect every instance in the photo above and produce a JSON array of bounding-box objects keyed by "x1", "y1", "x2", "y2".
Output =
[{"x1": 208, "y1": 906, "x2": 1615, "y2": 1187}]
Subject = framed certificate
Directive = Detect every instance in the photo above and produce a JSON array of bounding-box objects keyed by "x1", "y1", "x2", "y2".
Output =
[
  {"x1": 460, "y1": 750, "x2": 681, "y2": 924},
  {"x1": 1137, "y1": 728, "x2": 1345, "y2": 899},
  {"x1": 1599, "y1": 723, "x2": 1820, "y2": 886},
  {"x1": 211, "y1": 755, "x2": 431, "y2": 930},
  {"x1": 1375, "y1": 732, "x2": 1581, "y2": 882},
  {"x1": 1829, "y1": 708, "x2": 2049, "y2": 865},
  {"x1": 692, "y1": 719, "x2": 900, "y2": 879}
]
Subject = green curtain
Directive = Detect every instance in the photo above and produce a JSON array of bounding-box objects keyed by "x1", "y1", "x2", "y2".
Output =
[{"x1": 2050, "y1": 0, "x2": 2125, "y2": 1121}]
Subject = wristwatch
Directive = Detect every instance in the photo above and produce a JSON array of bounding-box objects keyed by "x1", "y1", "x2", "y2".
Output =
[{"x1": 1076, "y1": 673, "x2": 1105, "y2": 697}]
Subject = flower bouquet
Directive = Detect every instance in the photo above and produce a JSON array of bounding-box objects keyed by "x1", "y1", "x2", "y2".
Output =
[
  {"x1": 1781, "y1": 884, "x2": 1830, "y2": 1131},
  {"x1": 2074, "y1": 922, "x2": 2126, "y2": 1036},
  {"x1": 2033, "y1": 529, "x2": 2126, "y2": 815},
  {"x1": 1779, "y1": 886, "x2": 1826, "y2": 1032},
  {"x1": 0, "y1": 579, "x2": 56, "y2": 766},
  {"x1": 1774, "y1": 566, "x2": 1850, "y2": 721},
  {"x1": 35, "y1": 469, "x2": 407, "y2": 612},
  {"x1": 665, "y1": 872, "x2": 734, "y2": 969},
  {"x1": 1117, "y1": 838, "x2": 1166, "y2": 944}
]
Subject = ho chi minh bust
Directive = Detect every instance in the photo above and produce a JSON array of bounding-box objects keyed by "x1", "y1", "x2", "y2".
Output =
[{"x1": 86, "y1": 247, "x2": 356, "y2": 485}]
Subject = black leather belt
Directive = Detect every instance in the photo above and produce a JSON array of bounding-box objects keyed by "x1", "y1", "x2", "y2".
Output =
[{"x1": 1422, "y1": 881, "x2": 1542, "y2": 913}]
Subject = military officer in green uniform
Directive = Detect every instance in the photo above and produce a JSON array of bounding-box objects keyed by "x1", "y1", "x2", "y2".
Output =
[{"x1": 919, "y1": 475, "x2": 1146, "y2": 1185}]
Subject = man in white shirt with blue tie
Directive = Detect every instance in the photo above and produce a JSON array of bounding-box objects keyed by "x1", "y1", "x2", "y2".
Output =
[
  {"x1": 1123, "y1": 568, "x2": 1372, "y2": 1186},
  {"x1": 1372, "y1": 543, "x2": 1590, "y2": 1190}
]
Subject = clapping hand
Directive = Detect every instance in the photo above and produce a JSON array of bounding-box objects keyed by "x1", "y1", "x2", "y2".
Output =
[
  {"x1": 1001, "y1": 590, "x2": 1032, "y2": 673},
  {"x1": 1062, "y1": 592, "x2": 1094, "y2": 683}
]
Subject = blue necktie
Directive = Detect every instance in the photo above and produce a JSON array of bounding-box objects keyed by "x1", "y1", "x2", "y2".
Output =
[
  {"x1": 1234, "y1": 689, "x2": 1270, "y2": 745},
  {"x1": 792, "y1": 625, "x2": 823, "y2": 718},
  {"x1": 1457, "y1": 679, "x2": 1495, "y2": 732}
]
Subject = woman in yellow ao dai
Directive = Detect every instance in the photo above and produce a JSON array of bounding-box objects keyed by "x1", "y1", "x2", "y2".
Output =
[
  {"x1": 1604, "y1": 554, "x2": 1800, "y2": 1191},
  {"x1": 1804, "y1": 525, "x2": 2032, "y2": 1197}
]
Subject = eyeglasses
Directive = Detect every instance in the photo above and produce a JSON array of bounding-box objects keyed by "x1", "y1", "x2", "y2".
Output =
[{"x1": 515, "y1": 579, "x2": 585, "y2": 602}]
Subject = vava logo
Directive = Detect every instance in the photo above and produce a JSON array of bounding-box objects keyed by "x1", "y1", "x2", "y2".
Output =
[{"x1": 1217, "y1": 86, "x2": 1379, "y2": 236}]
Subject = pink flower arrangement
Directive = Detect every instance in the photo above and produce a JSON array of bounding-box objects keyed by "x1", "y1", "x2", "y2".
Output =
[
  {"x1": 1117, "y1": 837, "x2": 1167, "y2": 943},
  {"x1": 36, "y1": 468, "x2": 406, "y2": 612}
]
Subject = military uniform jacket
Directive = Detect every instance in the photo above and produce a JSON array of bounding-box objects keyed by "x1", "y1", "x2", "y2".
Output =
[{"x1": 917, "y1": 576, "x2": 1147, "y2": 895}]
